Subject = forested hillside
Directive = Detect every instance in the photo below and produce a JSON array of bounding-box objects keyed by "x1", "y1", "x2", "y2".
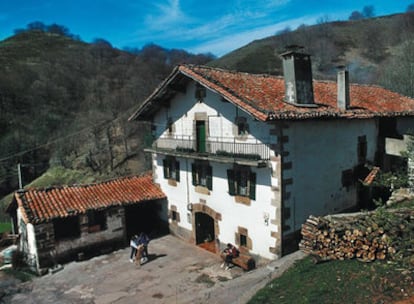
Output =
[
  {"x1": 0, "y1": 24, "x2": 214, "y2": 211},
  {"x1": 210, "y1": 12, "x2": 414, "y2": 98}
]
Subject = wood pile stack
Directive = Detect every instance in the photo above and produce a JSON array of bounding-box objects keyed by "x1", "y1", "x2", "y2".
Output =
[{"x1": 299, "y1": 209, "x2": 414, "y2": 263}]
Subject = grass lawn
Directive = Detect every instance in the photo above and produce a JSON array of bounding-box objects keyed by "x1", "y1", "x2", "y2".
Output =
[
  {"x1": 0, "y1": 222, "x2": 12, "y2": 234},
  {"x1": 248, "y1": 256, "x2": 414, "y2": 304}
]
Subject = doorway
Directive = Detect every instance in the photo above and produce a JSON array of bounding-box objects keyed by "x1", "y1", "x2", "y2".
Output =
[
  {"x1": 195, "y1": 212, "x2": 215, "y2": 245},
  {"x1": 196, "y1": 121, "x2": 206, "y2": 153}
]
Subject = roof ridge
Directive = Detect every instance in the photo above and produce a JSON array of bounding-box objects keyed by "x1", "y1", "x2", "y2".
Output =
[{"x1": 20, "y1": 172, "x2": 153, "y2": 193}]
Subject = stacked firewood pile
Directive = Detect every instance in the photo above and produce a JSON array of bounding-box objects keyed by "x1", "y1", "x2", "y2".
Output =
[{"x1": 299, "y1": 209, "x2": 414, "y2": 263}]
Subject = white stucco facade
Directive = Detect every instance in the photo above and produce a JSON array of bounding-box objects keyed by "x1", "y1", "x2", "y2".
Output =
[
  {"x1": 145, "y1": 76, "x2": 414, "y2": 261},
  {"x1": 281, "y1": 119, "x2": 377, "y2": 234}
]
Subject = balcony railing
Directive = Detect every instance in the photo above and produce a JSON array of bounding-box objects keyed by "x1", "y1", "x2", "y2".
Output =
[{"x1": 148, "y1": 135, "x2": 272, "y2": 161}]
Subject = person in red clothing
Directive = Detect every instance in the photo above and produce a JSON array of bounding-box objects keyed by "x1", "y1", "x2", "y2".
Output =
[{"x1": 221, "y1": 243, "x2": 239, "y2": 270}]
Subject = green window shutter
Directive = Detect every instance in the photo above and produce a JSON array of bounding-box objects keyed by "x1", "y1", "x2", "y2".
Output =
[
  {"x1": 206, "y1": 165, "x2": 213, "y2": 190},
  {"x1": 191, "y1": 163, "x2": 197, "y2": 186},
  {"x1": 249, "y1": 172, "x2": 256, "y2": 200},
  {"x1": 163, "y1": 159, "x2": 168, "y2": 179},
  {"x1": 227, "y1": 169, "x2": 235, "y2": 196},
  {"x1": 175, "y1": 161, "x2": 180, "y2": 182}
]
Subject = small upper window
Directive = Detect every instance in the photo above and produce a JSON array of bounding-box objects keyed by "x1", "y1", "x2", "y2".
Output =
[
  {"x1": 236, "y1": 117, "x2": 249, "y2": 136},
  {"x1": 195, "y1": 83, "x2": 206, "y2": 100},
  {"x1": 167, "y1": 117, "x2": 174, "y2": 134}
]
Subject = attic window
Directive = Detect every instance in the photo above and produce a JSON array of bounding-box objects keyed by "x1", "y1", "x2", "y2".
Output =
[
  {"x1": 195, "y1": 84, "x2": 206, "y2": 100},
  {"x1": 167, "y1": 117, "x2": 174, "y2": 134},
  {"x1": 236, "y1": 117, "x2": 249, "y2": 136}
]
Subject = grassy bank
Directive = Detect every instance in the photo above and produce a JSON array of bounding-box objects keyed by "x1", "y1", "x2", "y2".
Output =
[
  {"x1": 0, "y1": 222, "x2": 12, "y2": 234},
  {"x1": 248, "y1": 256, "x2": 413, "y2": 304}
]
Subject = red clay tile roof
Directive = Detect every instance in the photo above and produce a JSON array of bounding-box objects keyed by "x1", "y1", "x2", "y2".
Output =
[
  {"x1": 129, "y1": 65, "x2": 414, "y2": 121},
  {"x1": 11, "y1": 173, "x2": 165, "y2": 224}
]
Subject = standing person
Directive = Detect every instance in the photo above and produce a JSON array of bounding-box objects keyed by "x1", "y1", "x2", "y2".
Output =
[
  {"x1": 221, "y1": 243, "x2": 239, "y2": 270},
  {"x1": 129, "y1": 235, "x2": 139, "y2": 263},
  {"x1": 137, "y1": 232, "x2": 150, "y2": 263}
]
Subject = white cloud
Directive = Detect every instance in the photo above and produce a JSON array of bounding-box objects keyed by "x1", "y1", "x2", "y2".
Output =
[
  {"x1": 144, "y1": 0, "x2": 191, "y2": 31},
  {"x1": 188, "y1": 14, "x2": 318, "y2": 56}
]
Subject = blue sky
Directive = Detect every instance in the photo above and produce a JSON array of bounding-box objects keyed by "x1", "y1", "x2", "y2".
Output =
[{"x1": 0, "y1": 1, "x2": 410, "y2": 56}]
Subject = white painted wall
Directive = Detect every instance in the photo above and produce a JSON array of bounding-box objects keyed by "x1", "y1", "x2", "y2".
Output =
[
  {"x1": 153, "y1": 81, "x2": 272, "y2": 148},
  {"x1": 150, "y1": 80, "x2": 278, "y2": 259},
  {"x1": 153, "y1": 155, "x2": 277, "y2": 259},
  {"x1": 17, "y1": 208, "x2": 39, "y2": 269},
  {"x1": 282, "y1": 119, "x2": 378, "y2": 234}
]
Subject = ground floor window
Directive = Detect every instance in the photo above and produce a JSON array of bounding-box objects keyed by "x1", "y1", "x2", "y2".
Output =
[
  {"x1": 87, "y1": 210, "x2": 107, "y2": 232},
  {"x1": 227, "y1": 165, "x2": 256, "y2": 200},
  {"x1": 53, "y1": 216, "x2": 80, "y2": 240}
]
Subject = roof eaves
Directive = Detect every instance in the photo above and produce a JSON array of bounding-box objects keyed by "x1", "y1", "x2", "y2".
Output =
[
  {"x1": 179, "y1": 65, "x2": 268, "y2": 121},
  {"x1": 128, "y1": 66, "x2": 182, "y2": 121}
]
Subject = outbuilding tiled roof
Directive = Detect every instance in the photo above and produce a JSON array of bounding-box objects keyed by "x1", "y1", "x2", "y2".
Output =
[
  {"x1": 10, "y1": 173, "x2": 165, "y2": 224},
  {"x1": 129, "y1": 64, "x2": 414, "y2": 121}
]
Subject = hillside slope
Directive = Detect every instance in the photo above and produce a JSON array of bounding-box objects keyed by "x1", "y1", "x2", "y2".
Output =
[
  {"x1": 210, "y1": 12, "x2": 414, "y2": 96},
  {"x1": 0, "y1": 29, "x2": 214, "y2": 218}
]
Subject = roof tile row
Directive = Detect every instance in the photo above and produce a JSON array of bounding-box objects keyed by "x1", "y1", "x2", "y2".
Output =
[{"x1": 13, "y1": 173, "x2": 165, "y2": 224}]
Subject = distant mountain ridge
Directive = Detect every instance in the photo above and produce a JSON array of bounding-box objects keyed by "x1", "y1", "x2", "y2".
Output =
[{"x1": 209, "y1": 12, "x2": 414, "y2": 97}]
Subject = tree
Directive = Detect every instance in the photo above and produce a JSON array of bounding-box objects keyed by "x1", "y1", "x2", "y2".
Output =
[
  {"x1": 47, "y1": 23, "x2": 71, "y2": 37},
  {"x1": 407, "y1": 3, "x2": 414, "y2": 12},
  {"x1": 27, "y1": 21, "x2": 46, "y2": 31},
  {"x1": 362, "y1": 5, "x2": 375, "y2": 18},
  {"x1": 349, "y1": 11, "x2": 364, "y2": 21}
]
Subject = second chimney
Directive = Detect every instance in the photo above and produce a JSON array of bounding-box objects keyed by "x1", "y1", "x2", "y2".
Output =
[
  {"x1": 337, "y1": 65, "x2": 350, "y2": 110},
  {"x1": 280, "y1": 48, "x2": 314, "y2": 105}
]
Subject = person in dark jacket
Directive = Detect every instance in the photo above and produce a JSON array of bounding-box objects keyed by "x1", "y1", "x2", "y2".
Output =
[
  {"x1": 221, "y1": 243, "x2": 239, "y2": 270},
  {"x1": 137, "y1": 232, "x2": 150, "y2": 263}
]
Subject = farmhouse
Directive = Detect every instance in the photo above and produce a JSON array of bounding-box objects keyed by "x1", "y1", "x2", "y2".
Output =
[
  {"x1": 6, "y1": 173, "x2": 167, "y2": 274},
  {"x1": 129, "y1": 50, "x2": 414, "y2": 261}
]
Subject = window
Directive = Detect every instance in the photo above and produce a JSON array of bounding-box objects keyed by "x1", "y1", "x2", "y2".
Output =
[
  {"x1": 87, "y1": 210, "x2": 107, "y2": 233},
  {"x1": 195, "y1": 83, "x2": 206, "y2": 100},
  {"x1": 167, "y1": 117, "x2": 174, "y2": 134},
  {"x1": 236, "y1": 117, "x2": 249, "y2": 136},
  {"x1": 342, "y1": 169, "x2": 354, "y2": 188},
  {"x1": 192, "y1": 161, "x2": 212, "y2": 190},
  {"x1": 358, "y1": 135, "x2": 367, "y2": 163},
  {"x1": 240, "y1": 234, "x2": 247, "y2": 247},
  {"x1": 53, "y1": 216, "x2": 80, "y2": 240},
  {"x1": 227, "y1": 166, "x2": 256, "y2": 199},
  {"x1": 172, "y1": 211, "x2": 178, "y2": 221},
  {"x1": 163, "y1": 157, "x2": 180, "y2": 181}
]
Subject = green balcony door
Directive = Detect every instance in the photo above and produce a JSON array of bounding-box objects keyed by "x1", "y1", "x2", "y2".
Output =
[{"x1": 196, "y1": 121, "x2": 206, "y2": 153}]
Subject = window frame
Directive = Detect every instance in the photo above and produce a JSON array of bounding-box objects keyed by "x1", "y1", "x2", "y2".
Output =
[
  {"x1": 53, "y1": 216, "x2": 81, "y2": 241},
  {"x1": 227, "y1": 166, "x2": 256, "y2": 200},
  {"x1": 87, "y1": 210, "x2": 107, "y2": 233},
  {"x1": 163, "y1": 157, "x2": 180, "y2": 182},
  {"x1": 192, "y1": 160, "x2": 212, "y2": 190}
]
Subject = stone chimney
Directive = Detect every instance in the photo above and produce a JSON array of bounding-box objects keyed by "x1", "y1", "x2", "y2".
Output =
[
  {"x1": 337, "y1": 65, "x2": 350, "y2": 110},
  {"x1": 280, "y1": 46, "x2": 314, "y2": 105}
]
